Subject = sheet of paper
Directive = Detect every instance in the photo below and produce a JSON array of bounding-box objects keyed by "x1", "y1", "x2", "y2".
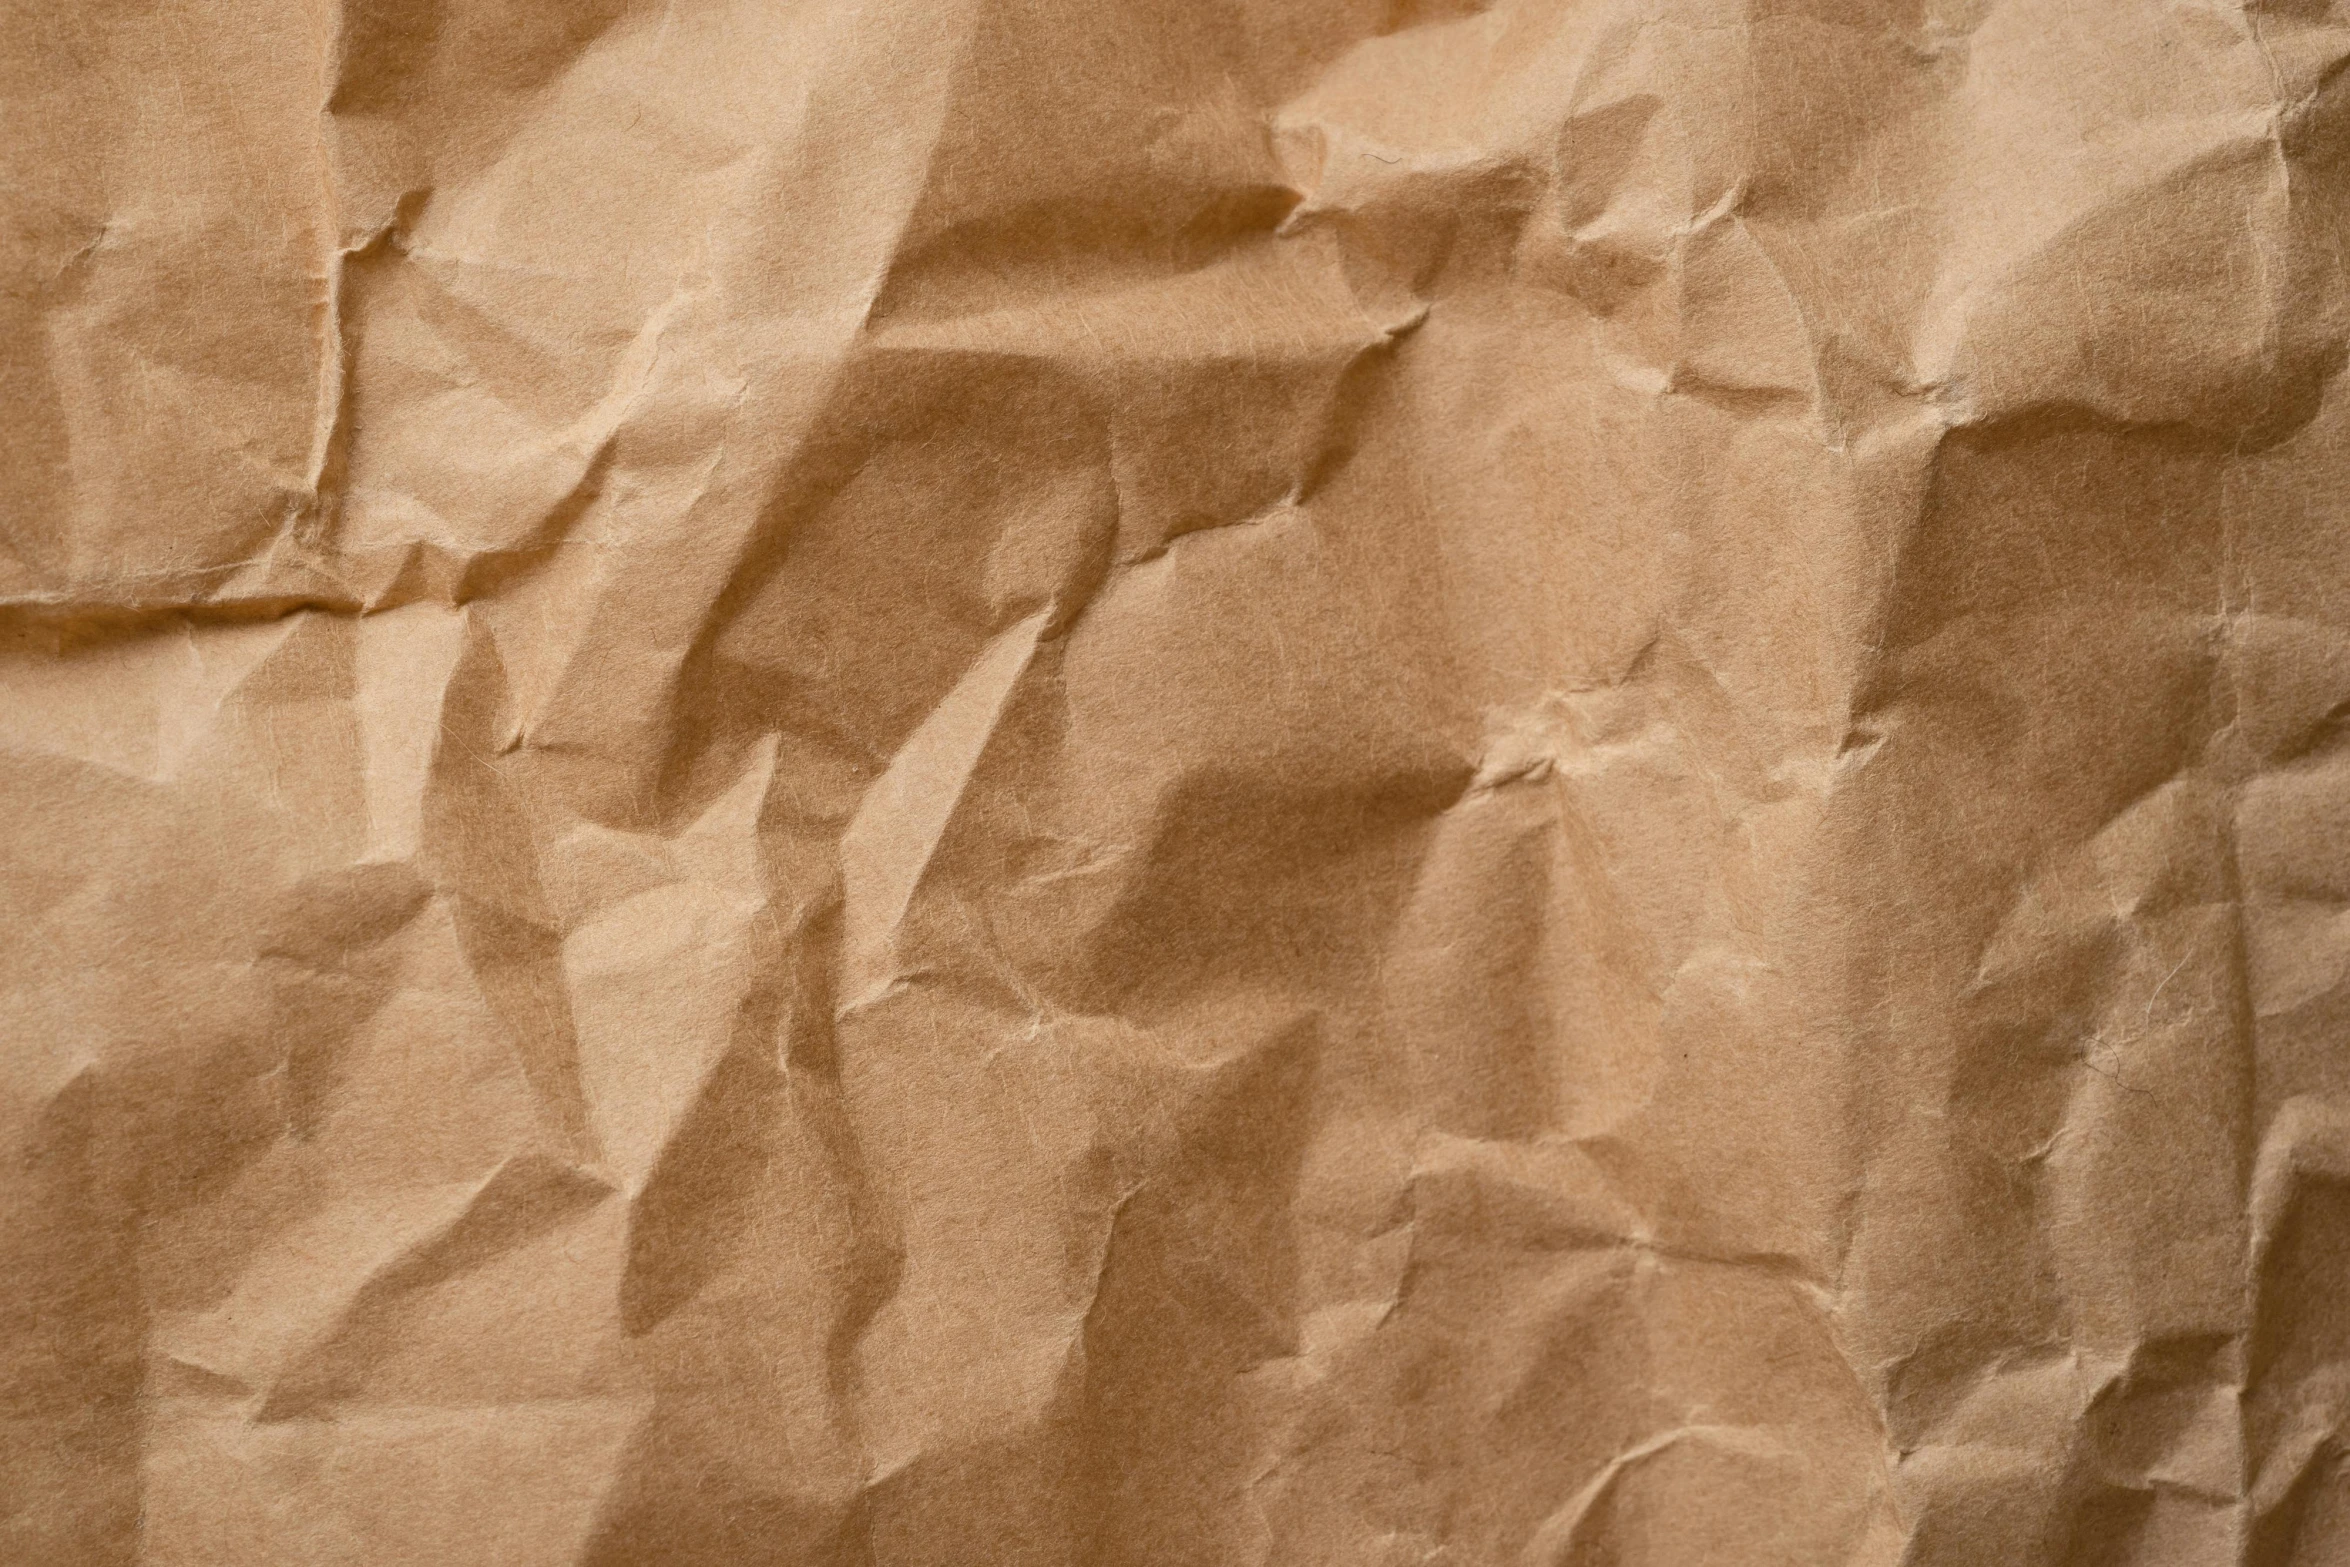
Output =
[{"x1": 5, "y1": 0, "x2": 2348, "y2": 1561}]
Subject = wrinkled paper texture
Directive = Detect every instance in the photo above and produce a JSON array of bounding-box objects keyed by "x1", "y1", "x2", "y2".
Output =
[{"x1": 5, "y1": 0, "x2": 2350, "y2": 1561}]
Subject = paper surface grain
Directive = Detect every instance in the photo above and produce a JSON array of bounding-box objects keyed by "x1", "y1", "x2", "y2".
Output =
[{"x1": 5, "y1": 0, "x2": 2350, "y2": 1561}]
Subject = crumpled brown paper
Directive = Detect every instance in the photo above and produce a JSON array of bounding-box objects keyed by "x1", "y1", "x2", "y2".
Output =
[{"x1": 6, "y1": 0, "x2": 2350, "y2": 1561}]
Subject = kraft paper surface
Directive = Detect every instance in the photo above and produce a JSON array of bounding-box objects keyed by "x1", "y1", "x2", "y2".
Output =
[{"x1": 5, "y1": 0, "x2": 2350, "y2": 1562}]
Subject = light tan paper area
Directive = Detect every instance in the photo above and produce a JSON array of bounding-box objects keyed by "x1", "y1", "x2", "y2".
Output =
[{"x1": 5, "y1": 0, "x2": 2350, "y2": 1561}]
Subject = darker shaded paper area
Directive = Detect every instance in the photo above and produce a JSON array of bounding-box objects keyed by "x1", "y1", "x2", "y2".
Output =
[{"x1": 4, "y1": 0, "x2": 2350, "y2": 1562}]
